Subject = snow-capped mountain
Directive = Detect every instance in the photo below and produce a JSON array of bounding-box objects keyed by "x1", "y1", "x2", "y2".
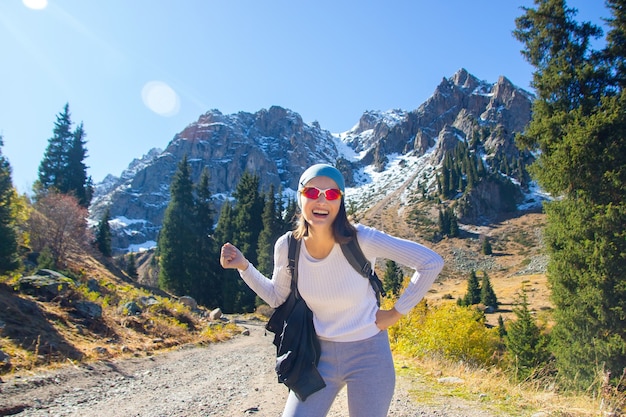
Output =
[{"x1": 90, "y1": 68, "x2": 540, "y2": 253}]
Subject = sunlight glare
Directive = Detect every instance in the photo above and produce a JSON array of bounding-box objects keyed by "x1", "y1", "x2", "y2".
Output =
[
  {"x1": 22, "y1": 0, "x2": 48, "y2": 10},
  {"x1": 141, "y1": 81, "x2": 180, "y2": 117}
]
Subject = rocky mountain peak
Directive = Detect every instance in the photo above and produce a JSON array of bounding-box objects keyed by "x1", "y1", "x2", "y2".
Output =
[{"x1": 90, "y1": 70, "x2": 536, "y2": 253}]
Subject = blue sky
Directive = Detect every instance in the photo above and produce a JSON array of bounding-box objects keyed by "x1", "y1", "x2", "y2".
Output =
[{"x1": 0, "y1": 0, "x2": 610, "y2": 193}]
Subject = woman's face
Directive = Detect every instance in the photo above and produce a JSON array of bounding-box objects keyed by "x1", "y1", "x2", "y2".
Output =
[{"x1": 300, "y1": 176, "x2": 342, "y2": 231}]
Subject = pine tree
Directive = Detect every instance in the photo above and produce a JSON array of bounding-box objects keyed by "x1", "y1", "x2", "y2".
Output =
[
  {"x1": 480, "y1": 271, "x2": 498, "y2": 309},
  {"x1": 257, "y1": 185, "x2": 277, "y2": 276},
  {"x1": 190, "y1": 168, "x2": 220, "y2": 308},
  {"x1": 229, "y1": 171, "x2": 264, "y2": 312},
  {"x1": 0, "y1": 136, "x2": 19, "y2": 273},
  {"x1": 95, "y1": 208, "x2": 112, "y2": 257},
  {"x1": 505, "y1": 287, "x2": 550, "y2": 381},
  {"x1": 36, "y1": 104, "x2": 92, "y2": 207},
  {"x1": 383, "y1": 259, "x2": 403, "y2": 297},
  {"x1": 449, "y1": 209, "x2": 459, "y2": 237},
  {"x1": 481, "y1": 236, "x2": 493, "y2": 255},
  {"x1": 438, "y1": 208, "x2": 448, "y2": 236},
  {"x1": 462, "y1": 270, "x2": 481, "y2": 306},
  {"x1": 126, "y1": 252, "x2": 138, "y2": 278},
  {"x1": 37, "y1": 104, "x2": 72, "y2": 195},
  {"x1": 158, "y1": 156, "x2": 196, "y2": 295},
  {"x1": 66, "y1": 122, "x2": 93, "y2": 207},
  {"x1": 514, "y1": 0, "x2": 626, "y2": 387},
  {"x1": 213, "y1": 201, "x2": 237, "y2": 312},
  {"x1": 497, "y1": 315, "x2": 507, "y2": 339}
]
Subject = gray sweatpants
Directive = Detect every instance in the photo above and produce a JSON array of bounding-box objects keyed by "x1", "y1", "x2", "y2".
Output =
[{"x1": 282, "y1": 330, "x2": 396, "y2": 417}]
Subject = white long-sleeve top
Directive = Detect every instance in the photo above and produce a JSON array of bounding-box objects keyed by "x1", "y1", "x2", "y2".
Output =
[{"x1": 238, "y1": 223, "x2": 444, "y2": 342}]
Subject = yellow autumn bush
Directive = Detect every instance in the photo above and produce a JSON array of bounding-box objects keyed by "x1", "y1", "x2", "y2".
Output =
[{"x1": 389, "y1": 300, "x2": 500, "y2": 366}]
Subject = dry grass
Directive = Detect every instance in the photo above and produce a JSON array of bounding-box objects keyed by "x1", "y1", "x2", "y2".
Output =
[
  {"x1": 0, "y1": 250, "x2": 241, "y2": 377},
  {"x1": 393, "y1": 354, "x2": 614, "y2": 417}
]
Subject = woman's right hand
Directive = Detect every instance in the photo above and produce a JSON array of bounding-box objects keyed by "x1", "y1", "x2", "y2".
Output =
[{"x1": 220, "y1": 242, "x2": 250, "y2": 271}]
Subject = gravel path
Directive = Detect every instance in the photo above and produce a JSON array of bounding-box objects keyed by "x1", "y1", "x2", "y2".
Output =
[{"x1": 0, "y1": 318, "x2": 506, "y2": 417}]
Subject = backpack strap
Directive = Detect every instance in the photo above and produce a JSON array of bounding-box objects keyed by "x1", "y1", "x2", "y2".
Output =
[
  {"x1": 288, "y1": 232, "x2": 385, "y2": 306},
  {"x1": 341, "y1": 237, "x2": 386, "y2": 306},
  {"x1": 287, "y1": 232, "x2": 302, "y2": 299}
]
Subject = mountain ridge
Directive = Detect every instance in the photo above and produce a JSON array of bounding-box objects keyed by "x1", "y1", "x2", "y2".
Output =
[{"x1": 90, "y1": 68, "x2": 538, "y2": 253}]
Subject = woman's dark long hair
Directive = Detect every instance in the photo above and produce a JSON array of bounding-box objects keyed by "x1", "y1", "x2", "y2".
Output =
[{"x1": 293, "y1": 198, "x2": 356, "y2": 244}]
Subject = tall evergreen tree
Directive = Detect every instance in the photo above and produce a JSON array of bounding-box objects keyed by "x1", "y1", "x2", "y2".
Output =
[
  {"x1": 229, "y1": 171, "x2": 264, "y2": 312},
  {"x1": 515, "y1": 0, "x2": 626, "y2": 387},
  {"x1": 158, "y1": 156, "x2": 196, "y2": 295},
  {"x1": 213, "y1": 201, "x2": 237, "y2": 312},
  {"x1": 126, "y1": 252, "x2": 138, "y2": 279},
  {"x1": 481, "y1": 236, "x2": 493, "y2": 255},
  {"x1": 480, "y1": 271, "x2": 498, "y2": 309},
  {"x1": 382, "y1": 259, "x2": 403, "y2": 297},
  {"x1": 0, "y1": 136, "x2": 19, "y2": 273},
  {"x1": 462, "y1": 270, "x2": 481, "y2": 306},
  {"x1": 257, "y1": 184, "x2": 278, "y2": 276},
  {"x1": 505, "y1": 287, "x2": 550, "y2": 381},
  {"x1": 36, "y1": 104, "x2": 92, "y2": 207},
  {"x1": 95, "y1": 208, "x2": 112, "y2": 257},
  {"x1": 66, "y1": 122, "x2": 93, "y2": 207},
  {"x1": 190, "y1": 168, "x2": 220, "y2": 308}
]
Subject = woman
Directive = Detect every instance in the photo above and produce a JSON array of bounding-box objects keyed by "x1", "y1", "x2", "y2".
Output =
[{"x1": 220, "y1": 163, "x2": 444, "y2": 417}]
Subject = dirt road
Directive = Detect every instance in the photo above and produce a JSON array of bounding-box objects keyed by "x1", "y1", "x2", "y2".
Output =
[{"x1": 1, "y1": 317, "x2": 504, "y2": 416}]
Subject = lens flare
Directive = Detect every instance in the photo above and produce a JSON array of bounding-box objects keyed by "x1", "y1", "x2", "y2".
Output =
[
  {"x1": 22, "y1": 0, "x2": 48, "y2": 10},
  {"x1": 141, "y1": 81, "x2": 180, "y2": 117}
]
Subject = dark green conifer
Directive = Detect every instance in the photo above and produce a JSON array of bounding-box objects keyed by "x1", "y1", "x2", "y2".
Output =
[
  {"x1": 505, "y1": 287, "x2": 550, "y2": 381},
  {"x1": 514, "y1": 0, "x2": 626, "y2": 387},
  {"x1": 383, "y1": 259, "x2": 403, "y2": 297},
  {"x1": 158, "y1": 156, "x2": 196, "y2": 295},
  {"x1": 480, "y1": 271, "x2": 498, "y2": 309},
  {"x1": 0, "y1": 136, "x2": 19, "y2": 273},
  {"x1": 95, "y1": 208, "x2": 112, "y2": 257},
  {"x1": 462, "y1": 270, "x2": 481, "y2": 306},
  {"x1": 36, "y1": 104, "x2": 92, "y2": 207}
]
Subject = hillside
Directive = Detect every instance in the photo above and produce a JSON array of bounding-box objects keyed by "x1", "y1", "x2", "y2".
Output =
[
  {"x1": 0, "y1": 250, "x2": 240, "y2": 376},
  {"x1": 357, "y1": 190, "x2": 550, "y2": 326}
]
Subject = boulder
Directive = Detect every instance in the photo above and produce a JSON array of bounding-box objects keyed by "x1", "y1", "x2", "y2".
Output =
[
  {"x1": 209, "y1": 308, "x2": 222, "y2": 321},
  {"x1": 18, "y1": 269, "x2": 74, "y2": 301},
  {"x1": 179, "y1": 296, "x2": 198, "y2": 310}
]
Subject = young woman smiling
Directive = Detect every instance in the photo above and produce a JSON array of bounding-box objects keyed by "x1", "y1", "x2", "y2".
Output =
[{"x1": 220, "y1": 163, "x2": 444, "y2": 417}]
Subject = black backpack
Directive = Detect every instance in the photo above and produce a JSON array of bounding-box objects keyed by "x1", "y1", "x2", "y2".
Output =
[{"x1": 287, "y1": 233, "x2": 386, "y2": 306}]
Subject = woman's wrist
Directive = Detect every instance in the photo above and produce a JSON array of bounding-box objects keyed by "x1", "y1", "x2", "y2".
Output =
[{"x1": 238, "y1": 260, "x2": 250, "y2": 272}]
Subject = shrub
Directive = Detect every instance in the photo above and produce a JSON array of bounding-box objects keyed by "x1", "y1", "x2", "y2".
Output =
[{"x1": 391, "y1": 301, "x2": 500, "y2": 366}]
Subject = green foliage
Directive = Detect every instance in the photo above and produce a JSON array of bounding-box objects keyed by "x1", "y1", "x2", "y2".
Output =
[
  {"x1": 256, "y1": 184, "x2": 278, "y2": 276},
  {"x1": 514, "y1": 0, "x2": 626, "y2": 389},
  {"x1": 0, "y1": 136, "x2": 20, "y2": 273},
  {"x1": 37, "y1": 246, "x2": 55, "y2": 270},
  {"x1": 505, "y1": 287, "x2": 550, "y2": 382},
  {"x1": 497, "y1": 315, "x2": 507, "y2": 339},
  {"x1": 36, "y1": 104, "x2": 93, "y2": 208},
  {"x1": 228, "y1": 171, "x2": 264, "y2": 313},
  {"x1": 189, "y1": 168, "x2": 220, "y2": 308},
  {"x1": 459, "y1": 270, "x2": 481, "y2": 306},
  {"x1": 544, "y1": 199, "x2": 626, "y2": 387},
  {"x1": 481, "y1": 236, "x2": 493, "y2": 255},
  {"x1": 158, "y1": 156, "x2": 197, "y2": 295},
  {"x1": 382, "y1": 259, "x2": 403, "y2": 297},
  {"x1": 95, "y1": 208, "x2": 112, "y2": 257},
  {"x1": 157, "y1": 163, "x2": 221, "y2": 309},
  {"x1": 480, "y1": 272, "x2": 498, "y2": 308},
  {"x1": 126, "y1": 252, "x2": 138, "y2": 278},
  {"x1": 438, "y1": 206, "x2": 458, "y2": 238},
  {"x1": 391, "y1": 301, "x2": 500, "y2": 366}
]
